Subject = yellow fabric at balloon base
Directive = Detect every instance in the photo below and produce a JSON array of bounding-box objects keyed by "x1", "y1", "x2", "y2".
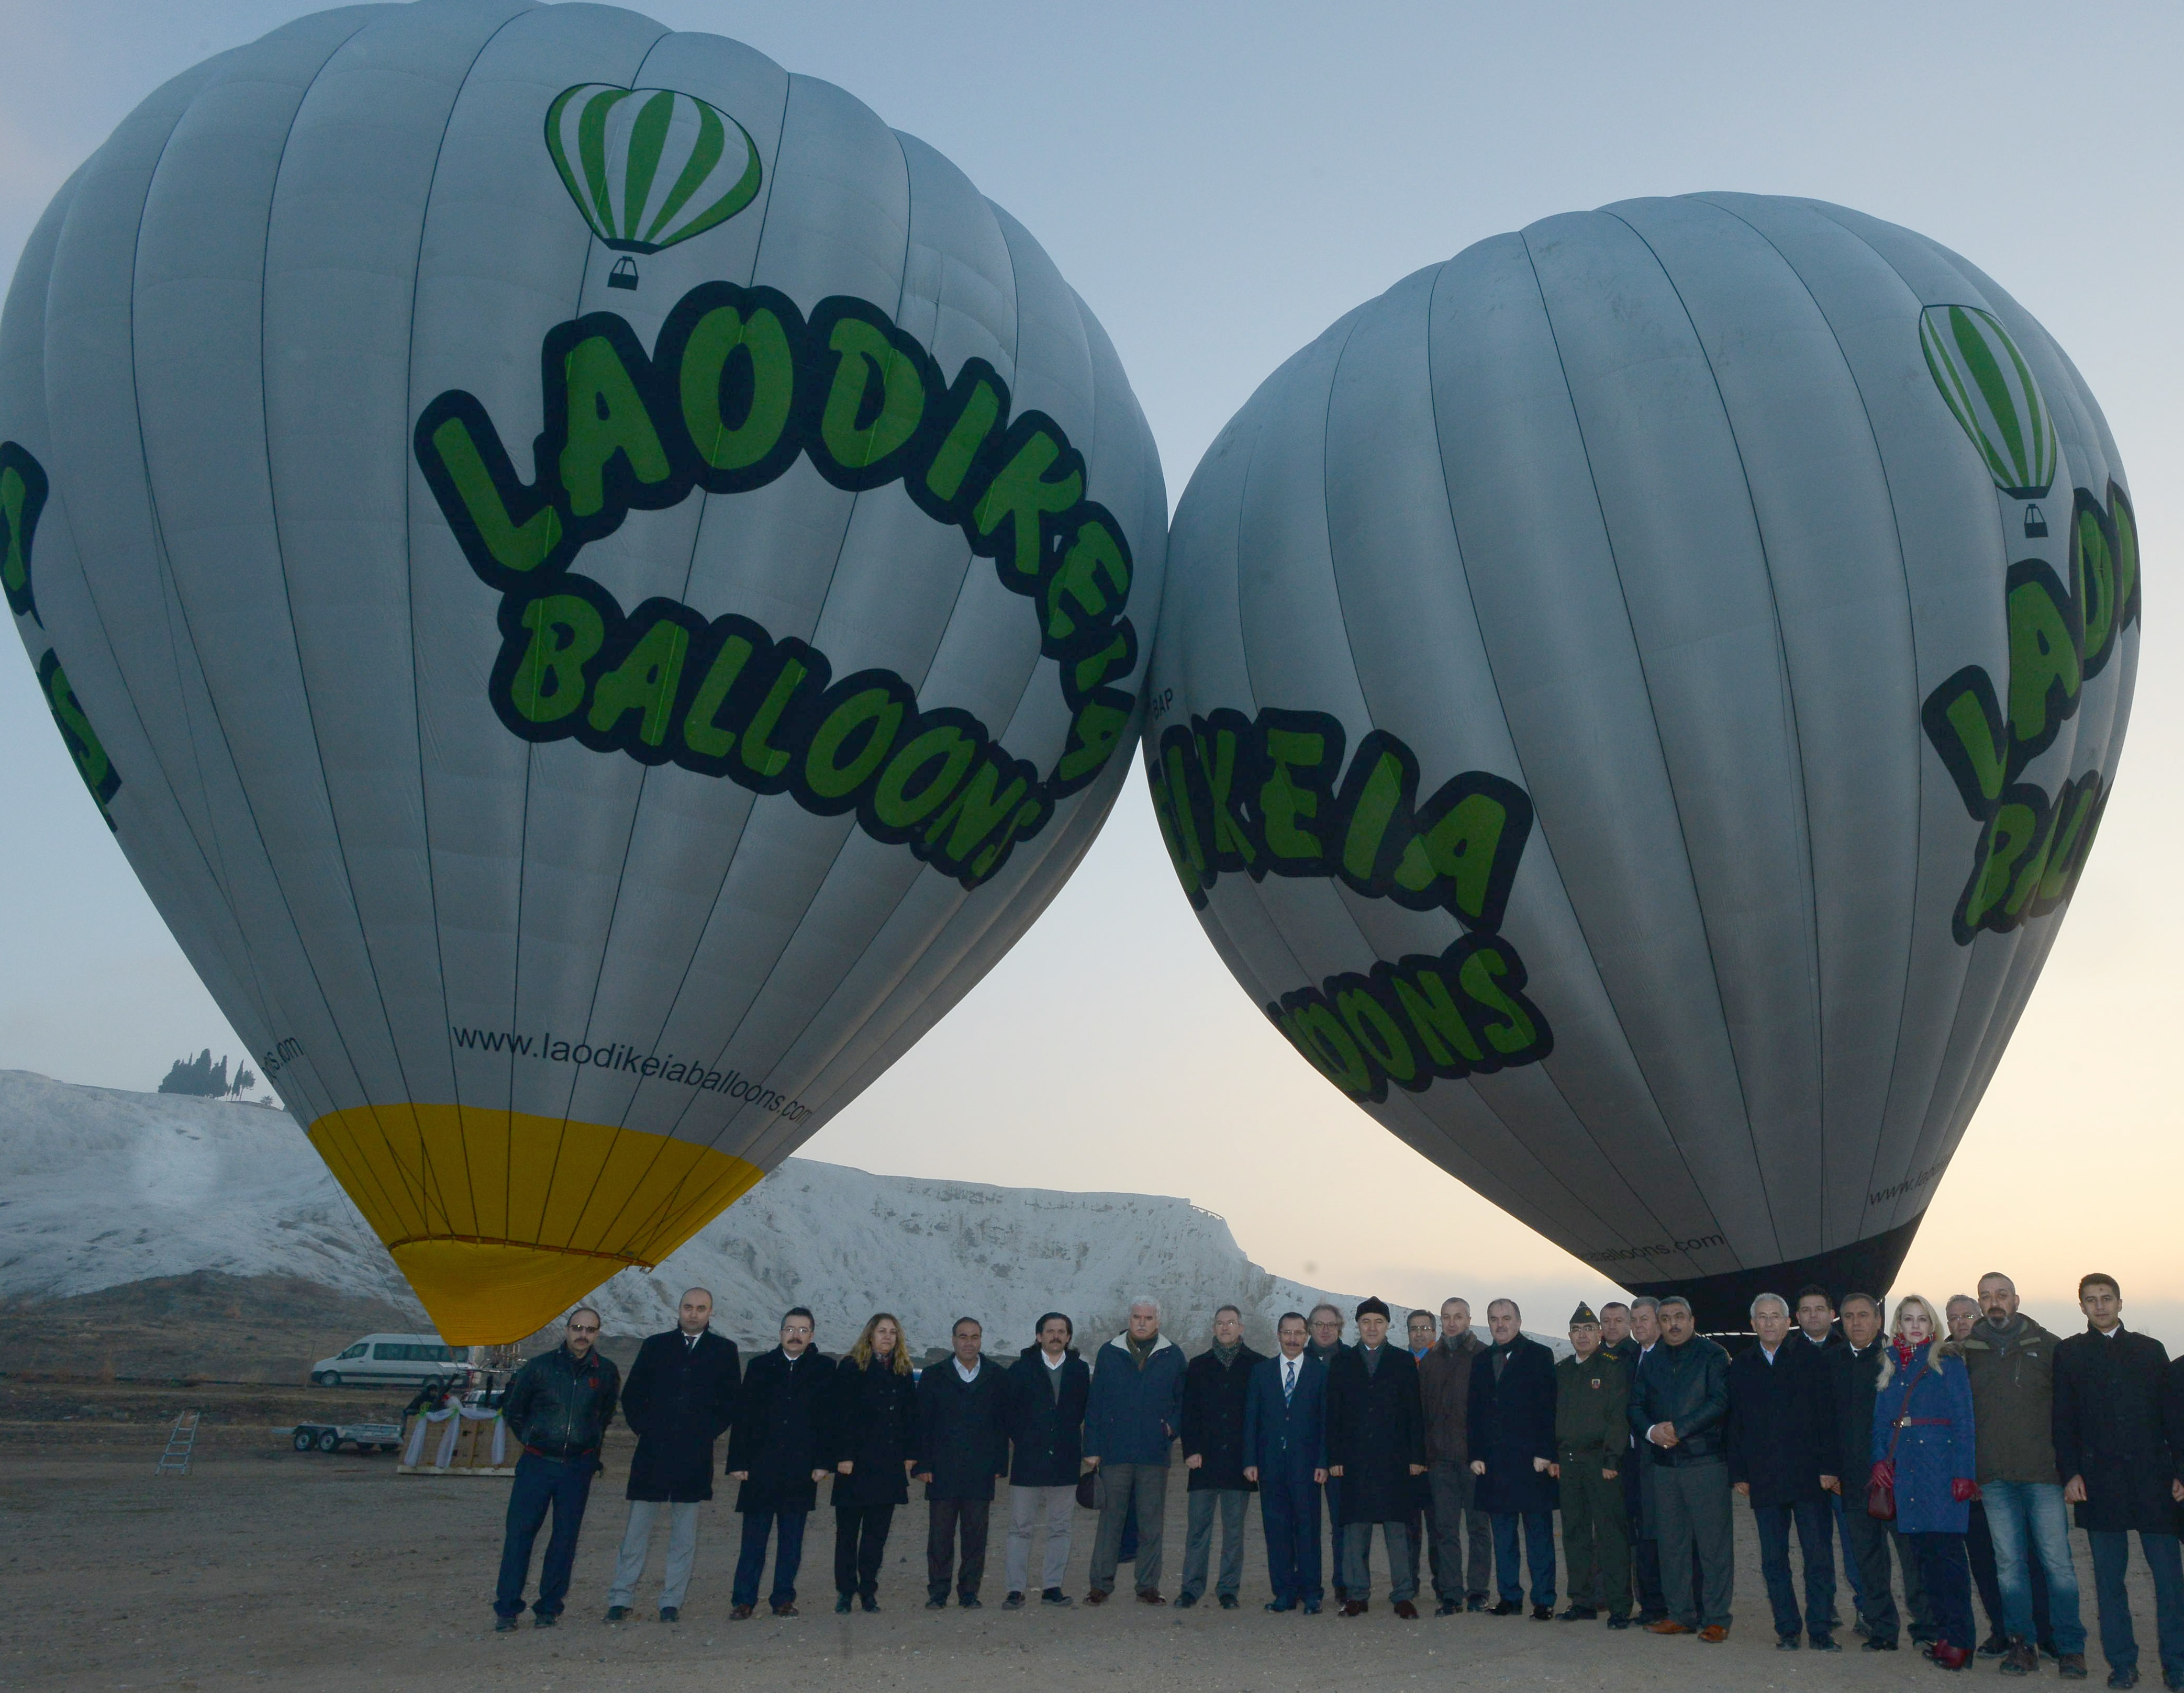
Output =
[{"x1": 308, "y1": 1104, "x2": 765, "y2": 1344}]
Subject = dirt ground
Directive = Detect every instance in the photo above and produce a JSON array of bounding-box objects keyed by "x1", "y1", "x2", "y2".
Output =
[{"x1": 0, "y1": 1409, "x2": 2165, "y2": 1693}]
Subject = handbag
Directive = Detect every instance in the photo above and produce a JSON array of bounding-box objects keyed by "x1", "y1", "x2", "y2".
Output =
[
  {"x1": 1866, "y1": 1357, "x2": 1929, "y2": 1520},
  {"x1": 1076, "y1": 1469, "x2": 1100, "y2": 1510}
]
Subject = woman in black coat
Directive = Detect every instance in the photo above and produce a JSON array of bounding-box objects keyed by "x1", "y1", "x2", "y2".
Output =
[{"x1": 829, "y1": 1314, "x2": 919, "y2": 1611}]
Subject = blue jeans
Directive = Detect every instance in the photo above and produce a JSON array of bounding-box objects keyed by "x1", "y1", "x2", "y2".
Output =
[
  {"x1": 1982, "y1": 1482, "x2": 2083, "y2": 1653},
  {"x1": 732, "y1": 1509, "x2": 807, "y2": 1609},
  {"x1": 1753, "y1": 1497, "x2": 1836, "y2": 1641},
  {"x1": 1492, "y1": 1510, "x2": 1556, "y2": 1607},
  {"x1": 2088, "y1": 1529, "x2": 2184, "y2": 1680},
  {"x1": 494, "y1": 1452, "x2": 595, "y2": 1618}
]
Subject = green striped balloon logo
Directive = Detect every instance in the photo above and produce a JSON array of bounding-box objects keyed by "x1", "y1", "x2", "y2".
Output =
[
  {"x1": 1920, "y1": 304, "x2": 2058, "y2": 500},
  {"x1": 544, "y1": 85, "x2": 762, "y2": 286}
]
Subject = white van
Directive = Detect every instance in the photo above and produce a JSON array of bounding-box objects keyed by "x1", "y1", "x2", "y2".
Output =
[{"x1": 311, "y1": 1333, "x2": 470, "y2": 1388}]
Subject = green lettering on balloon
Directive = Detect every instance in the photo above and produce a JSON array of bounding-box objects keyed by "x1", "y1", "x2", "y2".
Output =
[
  {"x1": 1284, "y1": 1001, "x2": 1372, "y2": 1096},
  {"x1": 924, "y1": 376, "x2": 1001, "y2": 503},
  {"x1": 679, "y1": 632, "x2": 754, "y2": 760},
  {"x1": 1391, "y1": 969, "x2": 1485, "y2": 1068},
  {"x1": 1457, "y1": 941, "x2": 1542, "y2": 1059},
  {"x1": 1043, "y1": 517, "x2": 1131, "y2": 644},
  {"x1": 679, "y1": 302, "x2": 795, "y2": 472},
  {"x1": 38, "y1": 649, "x2": 120, "y2": 825},
  {"x1": 588, "y1": 615, "x2": 688, "y2": 746},
  {"x1": 559, "y1": 332, "x2": 671, "y2": 518},
  {"x1": 972, "y1": 428, "x2": 1081, "y2": 584},
  {"x1": 804, "y1": 685, "x2": 902, "y2": 801},
  {"x1": 740, "y1": 654, "x2": 813, "y2": 779},
  {"x1": 872, "y1": 723, "x2": 978, "y2": 831},
  {"x1": 924, "y1": 754, "x2": 1029, "y2": 869},
  {"x1": 1055, "y1": 698, "x2": 1130, "y2": 788},
  {"x1": 818, "y1": 315, "x2": 926, "y2": 474},
  {"x1": 1260, "y1": 727, "x2": 1329, "y2": 864},
  {"x1": 509, "y1": 594, "x2": 604, "y2": 724},
  {"x1": 2004, "y1": 565, "x2": 2079, "y2": 752},
  {"x1": 1341, "y1": 747, "x2": 1407, "y2": 882},
  {"x1": 1956, "y1": 791, "x2": 2046, "y2": 939},
  {"x1": 2072, "y1": 492, "x2": 2116, "y2": 673},
  {"x1": 1337, "y1": 985, "x2": 1416, "y2": 1085},
  {"x1": 429, "y1": 413, "x2": 563, "y2": 576}
]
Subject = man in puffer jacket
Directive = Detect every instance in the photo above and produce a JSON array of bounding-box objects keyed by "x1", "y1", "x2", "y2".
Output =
[
  {"x1": 494, "y1": 1308, "x2": 622, "y2": 1629},
  {"x1": 1084, "y1": 1297, "x2": 1188, "y2": 1604},
  {"x1": 1630, "y1": 1296, "x2": 1733, "y2": 1640}
]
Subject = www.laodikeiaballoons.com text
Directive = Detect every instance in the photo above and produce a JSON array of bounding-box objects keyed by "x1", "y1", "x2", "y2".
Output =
[{"x1": 451, "y1": 1026, "x2": 813, "y2": 1124}]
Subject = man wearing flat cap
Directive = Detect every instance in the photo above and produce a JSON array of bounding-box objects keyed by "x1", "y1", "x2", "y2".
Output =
[
  {"x1": 1468, "y1": 1298, "x2": 1562, "y2": 1618},
  {"x1": 1555, "y1": 1304, "x2": 1632, "y2": 1626},
  {"x1": 1325, "y1": 1298, "x2": 1428, "y2": 1617}
]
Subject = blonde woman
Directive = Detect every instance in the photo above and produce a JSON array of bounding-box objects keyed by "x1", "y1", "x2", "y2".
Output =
[
  {"x1": 829, "y1": 1314, "x2": 918, "y2": 1612},
  {"x1": 1872, "y1": 1293, "x2": 1979, "y2": 1669}
]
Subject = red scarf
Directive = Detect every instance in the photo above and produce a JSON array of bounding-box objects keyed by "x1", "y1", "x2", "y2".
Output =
[{"x1": 1892, "y1": 1339, "x2": 1921, "y2": 1371}]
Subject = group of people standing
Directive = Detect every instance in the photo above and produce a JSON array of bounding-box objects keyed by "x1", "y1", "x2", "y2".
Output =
[{"x1": 486, "y1": 1272, "x2": 2184, "y2": 1692}]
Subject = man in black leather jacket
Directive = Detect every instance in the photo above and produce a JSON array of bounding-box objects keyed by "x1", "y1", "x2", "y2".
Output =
[
  {"x1": 1630, "y1": 1296, "x2": 1733, "y2": 1640},
  {"x1": 494, "y1": 1308, "x2": 622, "y2": 1629}
]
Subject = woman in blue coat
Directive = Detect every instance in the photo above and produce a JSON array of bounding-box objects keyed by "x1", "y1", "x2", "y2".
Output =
[{"x1": 1871, "y1": 1294, "x2": 1979, "y2": 1670}]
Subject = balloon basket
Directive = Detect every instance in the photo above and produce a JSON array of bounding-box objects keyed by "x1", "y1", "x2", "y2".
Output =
[{"x1": 608, "y1": 256, "x2": 639, "y2": 290}]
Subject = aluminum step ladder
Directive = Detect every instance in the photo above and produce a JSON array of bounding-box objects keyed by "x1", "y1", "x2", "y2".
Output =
[{"x1": 155, "y1": 1409, "x2": 202, "y2": 1475}]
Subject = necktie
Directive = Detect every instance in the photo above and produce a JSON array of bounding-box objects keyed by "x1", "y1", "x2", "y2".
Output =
[{"x1": 1284, "y1": 1360, "x2": 1296, "y2": 1404}]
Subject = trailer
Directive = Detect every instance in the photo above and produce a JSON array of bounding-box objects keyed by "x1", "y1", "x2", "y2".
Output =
[{"x1": 286, "y1": 1420, "x2": 403, "y2": 1455}]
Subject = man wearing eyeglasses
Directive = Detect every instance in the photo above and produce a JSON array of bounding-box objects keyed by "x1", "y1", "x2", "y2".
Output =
[{"x1": 494, "y1": 1307, "x2": 622, "y2": 1630}]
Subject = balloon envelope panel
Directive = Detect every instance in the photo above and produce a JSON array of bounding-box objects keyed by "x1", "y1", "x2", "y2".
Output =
[
  {"x1": 2, "y1": 0, "x2": 1164, "y2": 1342},
  {"x1": 1145, "y1": 194, "x2": 2131, "y2": 1329}
]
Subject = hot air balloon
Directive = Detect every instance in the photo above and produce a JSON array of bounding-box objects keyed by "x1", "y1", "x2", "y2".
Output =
[
  {"x1": 2, "y1": 1, "x2": 1164, "y2": 1342},
  {"x1": 1144, "y1": 195, "x2": 2134, "y2": 1330}
]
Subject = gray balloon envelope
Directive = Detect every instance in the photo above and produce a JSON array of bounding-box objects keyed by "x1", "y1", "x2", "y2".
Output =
[
  {"x1": 1144, "y1": 194, "x2": 2132, "y2": 1328},
  {"x1": 2, "y1": 1, "x2": 1164, "y2": 1341}
]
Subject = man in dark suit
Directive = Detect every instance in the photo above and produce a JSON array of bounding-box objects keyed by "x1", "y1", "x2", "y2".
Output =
[
  {"x1": 725, "y1": 1307, "x2": 832, "y2": 1618},
  {"x1": 1179, "y1": 1304, "x2": 1263, "y2": 1609},
  {"x1": 1328, "y1": 1296, "x2": 1428, "y2": 1617},
  {"x1": 2053, "y1": 1272, "x2": 2183, "y2": 1692},
  {"x1": 1419, "y1": 1297, "x2": 1492, "y2": 1613},
  {"x1": 918, "y1": 1317, "x2": 1010, "y2": 1610},
  {"x1": 1727, "y1": 1291, "x2": 1840, "y2": 1651},
  {"x1": 1002, "y1": 1313, "x2": 1090, "y2": 1608},
  {"x1": 1468, "y1": 1297, "x2": 1561, "y2": 1619},
  {"x1": 1244, "y1": 1311, "x2": 1330, "y2": 1613},
  {"x1": 605, "y1": 1287, "x2": 741, "y2": 1624}
]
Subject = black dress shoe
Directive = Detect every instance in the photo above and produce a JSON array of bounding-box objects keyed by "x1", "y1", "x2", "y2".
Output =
[
  {"x1": 1811, "y1": 1634, "x2": 1842, "y2": 1652},
  {"x1": 1981, "y1": 1632, "x2": 2013, "y2": 1658},
  {"x1": 1040, "y1": 1590, "x2": 1071, "y2": 1607},
  {"x1": 1490, "y1": 1599, "x2": 1522, "y2": 1616},
  {"x1": 862, "y1": 1595, "x2": 880, "y2": 1613},
  {"x1": 2106, "y1": 1670, "x2": 2138, "y2": 1690},
  {"x1": 1777, "y1": 1633, "x2": 1802, "y2": 1650},
  {"x1": 1559, "y1": 1605, "x2": 1599, "y2": 1621},
  {"x1": 1467, "y1": 1594, "x2": 1489, "y2": 1612},
  {"x1": 1175, "y1": 1592, "x2": 1198, "y2": 1609},
  {"x1": 1301, "y1": 1598, "x2": 1321, "y2": 1614},
  {"x1": 958, "y1": 1595, "x2": 982, "y2": 1610},
  {"x1": 1607, "y1": 1615, "x2": 1632, "y2": 1630},
  {"x1": 925, "y1": 1597, "x2": 947, "y2": 1610},
  {"x1": 658, "y1": 1607, "x2": 678, "y2": 1623},
  {"x1": 1219, "y1": 1594, "x2": 1239, "y2": 1610},
  {"x1": 1862, "y1": 1635, "x2": 1900, "y2": 1651},
  {"x1": 533, "y1": 1613, "x2": 558, "y2": 1628},
  {"x1": 1532, "y1": 1604, "x2": 1555, "y2": 1621},
  {"x1": 1002, "y1": 1592, "x2": 1025, "y2": 1610},
  {"x1": 1265, "y1": 1598, "x2": 1296, "y2": 1612},
  {"x1": 1434, "y1": 1599, "x2": 1459, "y2": 1617},
  {"x1": 605, "y1": 1606, "x2": 629, "y2": 1623},
  {"x1": 494, "y1": 1615, "x2": 519, "y2": 1633},
  {"x1": 834, "y1": 1595, "x2": 853, "y2": 1613}
]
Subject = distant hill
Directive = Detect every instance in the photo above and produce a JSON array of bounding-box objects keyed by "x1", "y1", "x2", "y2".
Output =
[{"x1": 2, "y1": 1071, "x2": 1559, "y2": 1369}]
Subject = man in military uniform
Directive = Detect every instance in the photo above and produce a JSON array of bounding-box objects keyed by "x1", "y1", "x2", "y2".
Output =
[{"x1": 1554, "y1": 1304, "x2": 1632, "y2": 1628}]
